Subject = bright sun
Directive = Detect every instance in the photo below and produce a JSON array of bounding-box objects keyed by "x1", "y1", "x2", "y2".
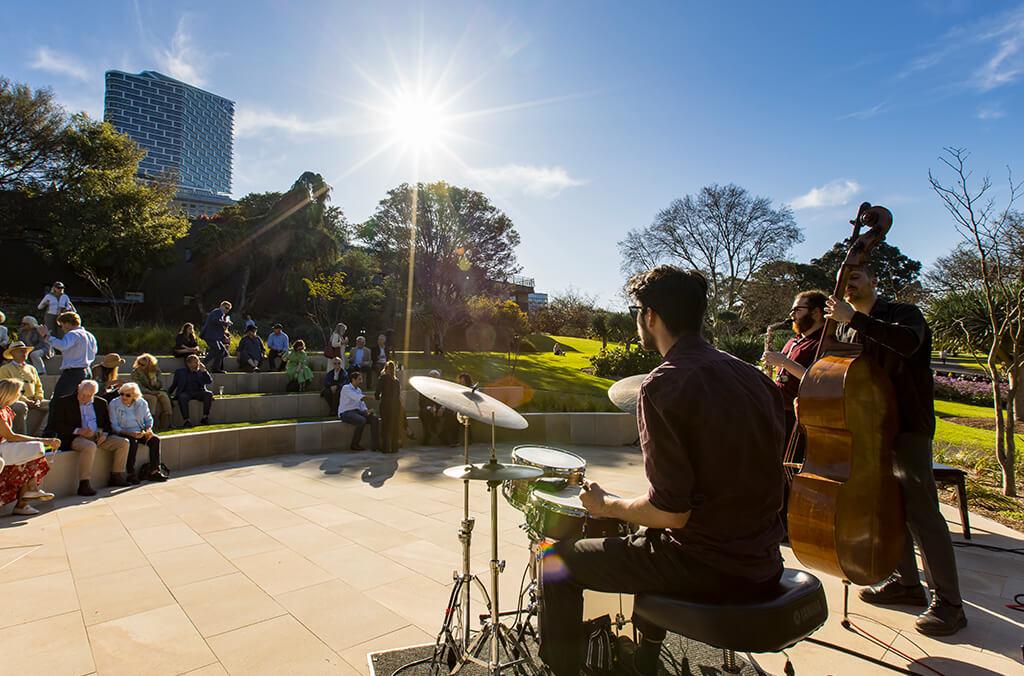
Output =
[{"x1": 388, "y1": 93, "x2": 447, "y2": 150}]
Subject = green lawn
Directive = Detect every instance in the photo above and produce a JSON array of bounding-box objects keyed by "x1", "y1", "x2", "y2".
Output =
[{"x1": 398, "y1": 335, "x2": 620, "y2": 412}]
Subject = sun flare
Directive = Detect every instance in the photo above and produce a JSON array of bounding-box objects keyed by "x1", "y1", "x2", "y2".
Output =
[{"x1": 387, "y1": 92, "x2": 448, "y2": 150}]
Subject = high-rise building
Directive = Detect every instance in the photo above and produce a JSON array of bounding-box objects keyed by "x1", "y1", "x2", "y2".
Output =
[{"x1": 104, "y1": 70, "x2": 234, "y2": 217}]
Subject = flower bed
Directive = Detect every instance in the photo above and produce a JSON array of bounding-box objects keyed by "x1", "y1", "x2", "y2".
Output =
[{"x1": 934, "y1": 374, "x2": 1007, "y2": 407}]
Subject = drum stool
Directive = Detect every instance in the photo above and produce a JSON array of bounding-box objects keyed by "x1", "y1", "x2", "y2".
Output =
[{"x1": 633, "y1": 569, "x2": 828, "y2": 674}]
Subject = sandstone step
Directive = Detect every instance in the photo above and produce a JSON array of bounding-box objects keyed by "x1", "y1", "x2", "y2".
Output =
[
  {"x1": 41, "y1": 353, "x2": 334, "y2": 373},
  {"x1": 40, "y1": 370, "x2": 329, "y2": 396}
]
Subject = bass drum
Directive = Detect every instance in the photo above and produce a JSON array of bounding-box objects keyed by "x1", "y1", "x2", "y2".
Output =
[
  {"x1": 502, "y1": 445, "x2": 587, "y2": 511},
  {"x1": 527, "y1": 486, "x2": 634, "y2": 540}
]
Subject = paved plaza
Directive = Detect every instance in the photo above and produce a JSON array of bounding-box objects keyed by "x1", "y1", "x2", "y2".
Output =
[{"x1": 0, "y1": 443, "x2": 1020, "y2": 676}]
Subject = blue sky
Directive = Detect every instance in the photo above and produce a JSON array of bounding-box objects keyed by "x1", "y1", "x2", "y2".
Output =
[{"x1": 3, "y1": 1, "x2": 1022, "y2": 307}]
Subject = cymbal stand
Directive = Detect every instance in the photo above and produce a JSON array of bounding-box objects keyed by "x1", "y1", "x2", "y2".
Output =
[
  {"x1": 453, "y1": 413, "x2": 540, "y2": 675},
  {"x1": 430, "y1": 414, "x2": 490, "y2": 673}
]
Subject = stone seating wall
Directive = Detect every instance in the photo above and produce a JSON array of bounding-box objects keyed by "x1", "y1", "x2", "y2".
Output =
[{"x1": 35, "y1": 412, "x2": 639, "y2": 500}]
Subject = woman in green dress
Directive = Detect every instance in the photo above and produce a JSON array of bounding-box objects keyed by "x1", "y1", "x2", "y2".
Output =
[{"x1": 285, "y1": 339, "x2": 314, "y2": 391}]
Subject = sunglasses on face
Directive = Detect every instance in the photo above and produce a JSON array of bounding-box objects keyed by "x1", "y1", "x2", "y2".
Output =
[
  {"x1": 120, "y1": 394, "x2": 133, "y2": 400},
  {"x1": 628, "y1": 305, "x2": 644, "y2": 320},
  {"x1": 788, "y1": 305, "x2": 812, "y2": 316}
]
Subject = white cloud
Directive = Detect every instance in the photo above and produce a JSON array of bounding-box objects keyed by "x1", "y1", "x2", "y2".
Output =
[
  {"x1": 838, "y1": 103, "x2": 886, "y2": 120},
  {"x1": 30, "y1": 47, "x2": 89, "y2": 81},
  {"x1": 470, "y1": 164, "x2": 585, "y2": 198},
  {"x1": 976, "y1": 105, "x2": 1006, "y2": 120},
  {"x1": 973, "y1": 23, "x2": 1024, "y2": 91},
  {"x1": 790, "y1": 179, "x2": 861, "y2": 211},
  {"x1": 234, "y1": 108, "x2": 353, "y2": 138},
  {"x1": 156, "y1": 17, "x2": 205, "y2": 86}
]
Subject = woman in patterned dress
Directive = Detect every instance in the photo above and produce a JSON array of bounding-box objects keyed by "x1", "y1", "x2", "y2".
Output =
[{"x1": 0, "y1": 379, "x2": 61, "y2": 516}]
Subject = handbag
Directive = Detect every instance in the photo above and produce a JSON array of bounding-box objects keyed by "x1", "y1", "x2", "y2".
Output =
[
  {"x1": 0, "y1": 440, "x2": 46, "y2": 466},
  {"x1": 137, "y1": 461, "x2": 170, "y2": 482}
]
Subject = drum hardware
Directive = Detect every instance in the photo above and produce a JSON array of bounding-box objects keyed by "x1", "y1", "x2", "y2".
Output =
[{"x1": 408, "y1": 376, "x2": 540, "y2": 675}]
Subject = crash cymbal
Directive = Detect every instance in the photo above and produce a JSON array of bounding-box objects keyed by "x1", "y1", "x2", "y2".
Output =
[
  {"x1": 608, "y1": 373, "x2": 648, "y2": 414},
  {"x1": 409, "y1": 376, "x2": 529, "y2": 430},
  {"x1": 443, "y1": 462, "x2": 545, "y2": 482}
]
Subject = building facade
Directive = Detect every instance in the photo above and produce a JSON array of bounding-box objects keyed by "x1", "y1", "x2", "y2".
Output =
[{"x1": 104, "y1": 70, "x2": 235, "y2": 217}]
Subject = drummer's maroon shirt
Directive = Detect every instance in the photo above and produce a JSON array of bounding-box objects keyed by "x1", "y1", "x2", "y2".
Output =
[{"x1": 639, "y1": 334, "x2": 785, "y2": 582}]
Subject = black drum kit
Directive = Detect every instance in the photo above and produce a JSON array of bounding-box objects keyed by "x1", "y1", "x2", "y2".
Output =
[{"x1": 408, "y1": 376, "x2": 639, "y2": 675}]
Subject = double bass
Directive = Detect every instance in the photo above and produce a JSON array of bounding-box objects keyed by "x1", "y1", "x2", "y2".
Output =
[{"x1": 787, "y1": 202, "x2": 905, "y2": 586}]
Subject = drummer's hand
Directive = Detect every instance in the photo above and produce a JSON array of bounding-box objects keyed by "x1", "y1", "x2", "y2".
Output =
[{"x1": 581, "y1": 480, "x2": 611, "y2": 518}]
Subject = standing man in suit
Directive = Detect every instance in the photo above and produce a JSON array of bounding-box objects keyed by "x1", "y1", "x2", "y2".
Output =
[
  {"x1": 167, "y1": 355, "x2": 215, "y2": 428},
  {"x1": 370, "y1": 334, "x2": 390, "y2": 388},
  {"x1": 44, "y1": 380, "x2": 130, "y2": 496},
  {"x1": 200, "y1": 301, "x2": 232, "y2": 373}
]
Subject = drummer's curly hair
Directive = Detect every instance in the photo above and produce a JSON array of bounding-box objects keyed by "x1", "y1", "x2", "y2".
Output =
[{"x1": 626, "y1": 265, "x2": 707, "y2": 335}]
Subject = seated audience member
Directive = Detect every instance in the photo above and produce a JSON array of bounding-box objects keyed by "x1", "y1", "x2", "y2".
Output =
[
  {"x1": 418, "y1": 369, "x2": 444, "y2": 445},
  {"x1": 370, "y1": 334, "x2": 390, "y2": 387},
  {"x1": 286, "y1": 339, "x2": 313, "y2": 391},
  {"x1": 44, "y1": 379, "x2": 131, "y2": 496},
  {"x1": 326, "y1": 323, "x2": 348, "y2": 365},
  {"x1": 40, "y1": 311, "x2": 98, "y2": 398},
  {"x1": 237, "y1": 325, "x2": 266, "y2": 372},
  {"x1": 167, "y1": 355, "x2": 214, "y2": 428},
  {"x1": 552, "y1": 343, "x2": 565, "y2": 356},
  {"x1": 266, "y1": 324, "x2": 289, "y2": 371},
  {"x1": 0, "y1": 378, "x2": 59, "y2": 515},
  {"x1": 349, "y1": 335, "x2": 372, "y2": 384},
  {"x1": 0, "y1": 342, "x2": 49, "y2": 435},
  {"x1": 92, "y1": 353, "x2": 125, "y2": 402},
  {"x1": 37, "y1": 281, "x2": 75, "y2": 337},
  {"x1": 337, "y1": 371, "x2": 379, "y2": 451},
  {"x1": 109, "y1": 383, "x2": 163, "y2": 484},
  {"x1": 0, "y1": 311, "x2": 8, "y2": 353},
  {"x1": 174, "y1": 322, "x2": 201, "y2": 361},
  {"x1": 131, "y1": 354, "x2": 172, "y2": 430},
  {"x1": 243, "y1": 314, "x2": 257, "y2": 332},
  {"x1": 19, "y1": 316, "x2": 50, "y2": 374},
  {"x1": 321, "y1": 357, "x2": 347, "y2": 413}
]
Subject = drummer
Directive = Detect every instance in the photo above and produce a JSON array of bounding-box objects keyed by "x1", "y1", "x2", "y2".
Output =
[{"x1": 538, "y1": 265, "x2": 786, "y2": 676}]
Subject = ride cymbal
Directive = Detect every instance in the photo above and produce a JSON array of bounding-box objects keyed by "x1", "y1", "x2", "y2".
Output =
[
  {"x1": 607, "y1": 373, "x2": 648, "y2": 414},
  {"x1": 409, "y1": 376, "x2": 529, "y2": 429},
  {"x1": 443, "y1": 462, "x2": 545, "y2": 482}
]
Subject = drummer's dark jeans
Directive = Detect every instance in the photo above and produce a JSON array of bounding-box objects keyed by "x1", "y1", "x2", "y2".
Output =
[{"x1": 539, "y1": 529, "x2": 781, "y2": 676}]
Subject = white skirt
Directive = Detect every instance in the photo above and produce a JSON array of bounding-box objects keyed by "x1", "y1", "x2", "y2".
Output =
[{"x1": 0, "y1": 440, "x2": 46, "y2": 466}]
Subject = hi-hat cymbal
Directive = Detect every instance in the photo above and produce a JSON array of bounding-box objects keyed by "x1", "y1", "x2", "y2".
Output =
[
  {"x1": 608, "y1": 373, "x2": 648, "y2": 414},
  {"x1": 443, "y1": 462, "x2": 545, "y2": 482},
  {"x1": 409, "y1": 376, "x2": 528, "y2": 430}
]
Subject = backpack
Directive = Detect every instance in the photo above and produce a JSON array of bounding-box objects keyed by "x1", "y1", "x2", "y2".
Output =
[{"x1": 138, "y1": 461, "x2": 170, "y2": 482}]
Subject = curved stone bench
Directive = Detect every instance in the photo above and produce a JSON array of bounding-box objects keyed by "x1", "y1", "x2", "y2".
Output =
[{"x1": 31, "y1": 412, "x2": 639, "y2": 500}]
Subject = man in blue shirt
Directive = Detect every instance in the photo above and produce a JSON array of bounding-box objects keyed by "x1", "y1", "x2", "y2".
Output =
[
  {"x1": 39, "y1": 311, "x2": 98, "y2": 398},
  {"x1": 200, "y1": 301, "x2": 232, "y2": 373},
  {"x1": 266, "y1": 323, "x2": 289, "y2": 371},
  {"x1": 167, "y1": 355, "x2": 215, "y2": 427}
]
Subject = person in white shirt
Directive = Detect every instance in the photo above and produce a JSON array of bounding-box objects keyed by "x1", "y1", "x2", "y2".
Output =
[
  {"x1": 328, "y1": 323, "x2": 348, "y2": 368},
  {"x1": 37, "y1": 282, "x2": 76, "y2": 338},
  {"x1": 337, "y1": 371, "x2": 379, "y2": 452},
  {"x1": 40, "y1": 312, "x2": 98, "y2": 398}
]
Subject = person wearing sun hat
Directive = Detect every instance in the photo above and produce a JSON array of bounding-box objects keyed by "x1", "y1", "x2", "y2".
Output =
[
  {"x1": 0, "y1": 342, "x2": 48, "y2": 435},
  {"x1": 18, "y1": 316, "x2": 50, "y2": 374},
  {"x1": 37, "y1": 282, "x2": 76, "y2": 338},
  {"x1": 92, "y1": 353, "x2": 126, "y2": 403}
]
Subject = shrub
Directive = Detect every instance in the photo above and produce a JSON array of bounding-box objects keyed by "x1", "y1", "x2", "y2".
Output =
[
  {"x1": 934, "y1": 375, "x2": 1007, "y2": 407},
  {"x1": 589, "y1": 346, "x2": 662, "y2": 378},
  {"x1": 716, "y1": 333, "x2": 763, "y2": 365}
]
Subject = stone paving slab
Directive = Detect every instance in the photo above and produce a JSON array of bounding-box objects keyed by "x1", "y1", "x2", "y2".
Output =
[{"x1": 0, "y1": 442, "x2": 1020, "y2": 675}]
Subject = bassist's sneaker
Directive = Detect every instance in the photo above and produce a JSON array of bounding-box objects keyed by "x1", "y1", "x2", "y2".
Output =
[
  {"x1": 916, "y1": 600, "x2": 967, "y2": 636},
  {"x1": 858, "y1": 577, "x2": 928, "y2": 606}
]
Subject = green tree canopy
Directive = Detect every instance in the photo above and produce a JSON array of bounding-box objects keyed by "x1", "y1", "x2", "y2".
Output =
[
  {"x1": 0, "y1": 77, "x2": 66, "y2": 191},
  {"x1": 36, "y1": 114, "x2": 189, "y2": 326},
  {"x1": 811, "y1": 240, "x2": 923, "y2": 301},
  {"x1": 359, "y1": 181, "x2": 521, "y2": 350}
]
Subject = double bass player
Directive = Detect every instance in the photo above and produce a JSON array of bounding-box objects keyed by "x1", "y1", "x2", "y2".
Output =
[{"x1": 822, "y1": 265, "x2": 965, "y2": 636}]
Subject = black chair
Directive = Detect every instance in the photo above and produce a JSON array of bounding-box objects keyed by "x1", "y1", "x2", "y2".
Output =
[
  {"x1": 932, "y1": 462, "x2": 971, "y2": 539},
  {"x1": 633, "y1": 569, "x2": 828, "y2": 674}
]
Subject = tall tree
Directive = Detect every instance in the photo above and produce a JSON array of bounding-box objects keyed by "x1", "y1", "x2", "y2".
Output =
[
  {"x1": 37, "y1": 114, "x2": 188, "y2": 327},
  {"x1": 359, "y1": 181, "x2": 521, "y2": 352},
  {"x1": 739, "y1": 260, "x2": 833, "y2": 333},
  {"x1": 928, "y1": 147, "x2": 1022, "y2": 496},
  {"x1": 618, "y1": 183, "x2": 801, "y2": 326},
  {"x1": 812, "y1": 240, "x2": 923, "y2": 302},
  {"x1": 0, "y1": 77, "x2": 66, "y2": 191}
]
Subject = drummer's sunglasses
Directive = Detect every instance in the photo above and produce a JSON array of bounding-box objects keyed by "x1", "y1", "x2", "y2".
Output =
[{"x1": 628, "y1": 305, "x2": 644, "y2": 320}]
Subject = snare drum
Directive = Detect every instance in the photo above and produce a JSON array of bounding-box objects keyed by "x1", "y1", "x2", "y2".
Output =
[
  {"x1": 526, "y1": 486, "x2": 634, "y2": 540},
  {"x1": 502, "y1": 445, "x2": 587, "y2": 511}
]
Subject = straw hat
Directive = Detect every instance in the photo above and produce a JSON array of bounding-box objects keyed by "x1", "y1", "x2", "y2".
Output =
[
  {"x1": 100, "y1": 353, "x2": 126, "y2": 369},
  {"x1": 3, "y1": 341, "x2": 32, "y2": 361}
]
